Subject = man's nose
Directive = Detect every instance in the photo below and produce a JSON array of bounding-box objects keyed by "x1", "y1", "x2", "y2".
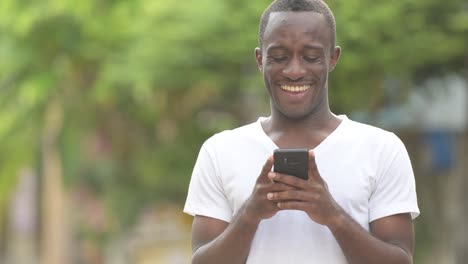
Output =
[{"x1": 282, "y1": 57, "x2": 306, "y2": 81}]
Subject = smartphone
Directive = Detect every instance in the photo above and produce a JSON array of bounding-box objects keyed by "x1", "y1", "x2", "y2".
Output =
[{"x1": 273, "y1": 148, "x2": 309, "y2": 180}]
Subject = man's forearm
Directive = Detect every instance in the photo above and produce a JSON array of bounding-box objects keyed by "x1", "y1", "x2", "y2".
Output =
[
  {"x1": 329, "y1": 213, "x2": 412, "y2": 264},
  {"x1": 192, "y1": 208, "x2": 260, "y2": 264}
]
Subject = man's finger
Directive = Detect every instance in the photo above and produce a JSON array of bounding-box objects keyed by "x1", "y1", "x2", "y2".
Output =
[
  {"x1": 269, "y1": 172, "x2": 307, "y2": 189},
  {"x1": 267, "y1": 189, "x2": 317, "y2": 202},
  {"x1": 308, "y1": 150, "x2": 323, "y2": 183},
  {"x1": 257, "y1": 155, "x2": 274, "y2": 183},
  {"x1": 276, "y1": 201, "x2": 312, "y2": 211},
  {"x1": 267, "y1": 181, "x2": 298, "y2": 192}
]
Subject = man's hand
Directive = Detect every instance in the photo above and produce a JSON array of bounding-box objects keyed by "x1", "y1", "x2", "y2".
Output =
[
  {"x1": 243, "y1": 155, "x2": 298, "y2": 222},
  {"x1": 266, "y1": 150, "x2": 344, "y2": 226}
]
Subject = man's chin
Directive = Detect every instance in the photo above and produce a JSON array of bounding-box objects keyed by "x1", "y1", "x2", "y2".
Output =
[{"x1": 278, "y1": 108, "x2": 311, "y2": 121}]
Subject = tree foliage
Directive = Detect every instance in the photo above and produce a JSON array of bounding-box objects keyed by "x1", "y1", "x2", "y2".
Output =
[{"x1": 0, "y1": 0, "x2": 466, "y2": 231}]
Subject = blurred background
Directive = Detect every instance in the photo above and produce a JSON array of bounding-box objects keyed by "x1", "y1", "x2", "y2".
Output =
[{"x1": 0, "y1": 0, "x2": 467, "y2": 263}]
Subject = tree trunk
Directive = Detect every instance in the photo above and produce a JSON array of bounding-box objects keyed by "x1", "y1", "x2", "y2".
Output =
[
  {"x1": 454, "y1": 131, "x2": 468, "y2": 263},
  {"x1": 40, "y1": 99, "x2": 67, "y2": 264}
]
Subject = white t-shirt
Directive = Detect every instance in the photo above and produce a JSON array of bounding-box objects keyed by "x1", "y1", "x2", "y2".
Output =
[{"x1": 184, "y1": 115, "x2": 419, "y2": 264}]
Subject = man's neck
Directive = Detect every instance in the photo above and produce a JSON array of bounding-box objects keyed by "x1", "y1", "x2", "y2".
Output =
[{"x1": 261, "y1": 108, "x2": 342, "y2": 149}]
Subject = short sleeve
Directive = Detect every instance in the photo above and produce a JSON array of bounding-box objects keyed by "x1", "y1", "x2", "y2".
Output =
[
  {"x1": 183, "y1": 138, "x2": 232, "y2": 222},
  {"x1": 369, "y1": 134, "x2": 420, "y2": 222}
]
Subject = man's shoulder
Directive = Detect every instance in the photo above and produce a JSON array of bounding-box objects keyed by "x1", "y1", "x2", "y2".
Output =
[
  {"x1": 345, "y1": 117, "x2": 402, "y2": 146},
  {"x1": 347, "y1": 117, "x2": 393, "y2": 136},
  {"x1": 203, "y1": 119, "x2": 262, "y2": 148}
]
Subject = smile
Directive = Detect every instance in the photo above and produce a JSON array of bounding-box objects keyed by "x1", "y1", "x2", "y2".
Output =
[{"x1": 280, "y1": 85, "x2": 311, "y2": 92}]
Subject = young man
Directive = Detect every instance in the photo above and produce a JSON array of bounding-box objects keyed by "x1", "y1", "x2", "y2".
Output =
[{"x1": 184, "y1": 0, "x2": 419, "y2": 263}]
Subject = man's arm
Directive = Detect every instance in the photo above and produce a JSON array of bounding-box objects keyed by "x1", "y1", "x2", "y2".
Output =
[
  {"x1": 329, "y1": 211, "x2": 414, "y2": 264},
  {"x1": 268, "y1": 150, "x2": 415, "y2": 264},
  {"x1": 190, "y1": 156, "x2": 297, "y2": 264},
  {"x1": 191, "y1": 210, "x2": 259, "y2": 264}
]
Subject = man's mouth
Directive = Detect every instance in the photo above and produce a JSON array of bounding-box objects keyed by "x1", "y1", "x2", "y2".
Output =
[{"x1": 280, "y1": 85, "x2": 311, "y2": 92}]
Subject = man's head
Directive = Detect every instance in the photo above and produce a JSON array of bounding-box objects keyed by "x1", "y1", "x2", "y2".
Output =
[
  {"x1": 255, "y1": 0, "x2": 340, "y2": 120},
  {"x1": 259, "y1": 0, "x2": 336, "y2": 51}
]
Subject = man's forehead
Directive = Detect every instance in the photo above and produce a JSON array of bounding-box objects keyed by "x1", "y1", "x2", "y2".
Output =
[
  {"x1": 265, "y1": 11, "x2": 327, "y2": 35},
  {"x1": 264, "y1": 11, "x2": 328, "y2": 40}
]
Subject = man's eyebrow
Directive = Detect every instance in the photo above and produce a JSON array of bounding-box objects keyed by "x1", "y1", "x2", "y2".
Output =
[
  {"x1": 303, "y1": 44, "x2": 324, "y2": 51},
  {"x1": 266, "y1": 45, "x2": 288, "y2": 52}
]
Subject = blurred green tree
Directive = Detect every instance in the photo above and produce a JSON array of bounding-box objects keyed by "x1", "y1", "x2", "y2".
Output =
[{"x1": 0, "y1": 0, "x2": 466, "y2": 253}]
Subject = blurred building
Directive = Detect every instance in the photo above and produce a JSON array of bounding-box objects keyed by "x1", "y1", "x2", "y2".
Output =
[{"x1": 352, "y1": 74, "x2": 467, "y2": 132}]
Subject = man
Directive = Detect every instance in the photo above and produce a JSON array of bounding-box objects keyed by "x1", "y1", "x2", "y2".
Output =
[{"x1": 184, "y1": 0, "x2": 419, "y2": 263}]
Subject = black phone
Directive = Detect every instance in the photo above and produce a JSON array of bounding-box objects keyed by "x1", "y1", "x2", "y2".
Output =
[{"x1": 273, "y1": 148, "x2": 309, "y2": 180}]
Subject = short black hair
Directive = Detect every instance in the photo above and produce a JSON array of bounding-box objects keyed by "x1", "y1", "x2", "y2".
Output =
[{"x1": 258, "y1": 0, "x2": 336, "y2": 50}]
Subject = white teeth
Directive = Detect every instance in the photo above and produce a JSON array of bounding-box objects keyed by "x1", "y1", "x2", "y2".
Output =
[{"x1": 281, "y1": 85, "x2": 310, "y2": 92}]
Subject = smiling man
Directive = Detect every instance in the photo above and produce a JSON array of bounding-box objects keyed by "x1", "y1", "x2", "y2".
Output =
[{"x1": 184, "y1": 1, "x2": 419, "y2": 263}]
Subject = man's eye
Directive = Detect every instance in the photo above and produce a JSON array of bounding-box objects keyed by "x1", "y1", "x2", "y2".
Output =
[
  {"x1": 269, "y1": 56, "x2": 288, "y2": 62},
  {"x1": 304, "y1": 56, "x2": 320, "y2": 62}
]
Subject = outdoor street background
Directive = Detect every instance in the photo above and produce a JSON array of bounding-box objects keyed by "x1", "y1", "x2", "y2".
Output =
[{"x1": 0, "y1": 0, "x2": 467, "y2": 263}]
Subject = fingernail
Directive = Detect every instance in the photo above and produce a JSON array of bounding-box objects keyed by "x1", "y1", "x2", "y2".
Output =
[
  {"x1": 267, "y1": 193, "x2": 273, "y2": 200},
  {"x1": 268, "y1": 172, "x2": 275, "y2": 179}
]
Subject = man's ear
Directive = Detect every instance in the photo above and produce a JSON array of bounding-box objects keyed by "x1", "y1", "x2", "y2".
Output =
[
  {"x1": 255, "y1": 47, "x2": 263, "y2": 72},
  {"x1": 329, "y1": 46, "x2": 341, "y2": 72}
]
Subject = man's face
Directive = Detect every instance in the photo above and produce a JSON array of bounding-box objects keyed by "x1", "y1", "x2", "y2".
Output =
[{"x1": 256, "y1": 12, "x2": 340, "y2": 120}]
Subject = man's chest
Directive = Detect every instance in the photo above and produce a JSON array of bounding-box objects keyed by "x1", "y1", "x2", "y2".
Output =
[{"x1": 219, "y1": 151, "x2": 376, "y2": 227}]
